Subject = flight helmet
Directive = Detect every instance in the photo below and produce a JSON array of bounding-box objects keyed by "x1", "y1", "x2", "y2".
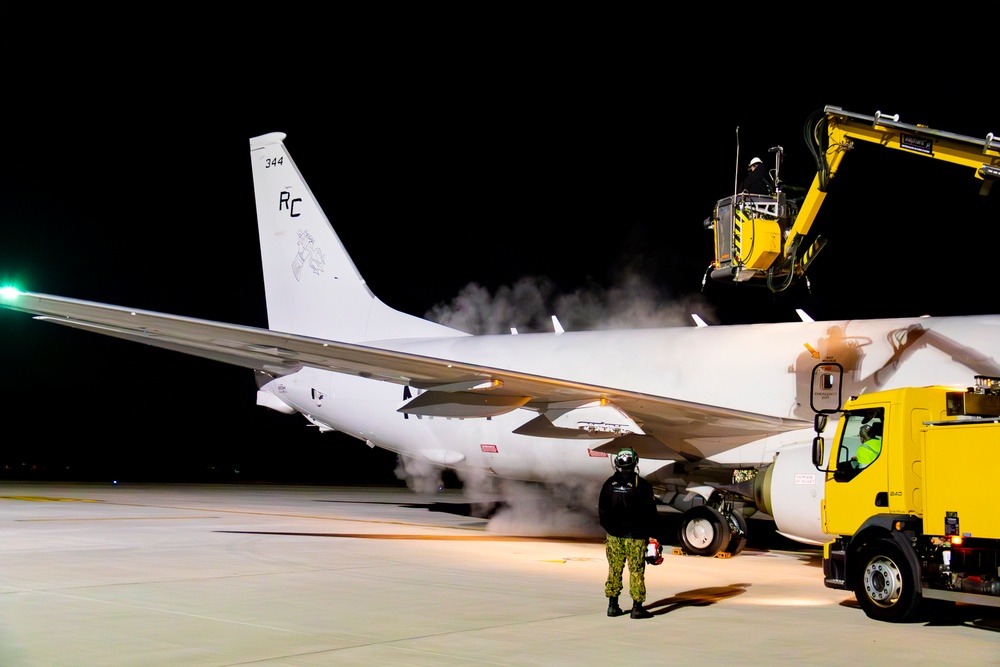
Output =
[
  {"x1": 645, "y1": 537, "x2": 664, "y2": 565},
  {"x1": 613, "y1": 448, "x2": 638, "y2": 472}
]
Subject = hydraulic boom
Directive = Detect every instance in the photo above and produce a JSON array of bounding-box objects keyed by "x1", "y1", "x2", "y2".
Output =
[{"x1": 705, "y1": 106, "x2": 1000, "y2": 292}]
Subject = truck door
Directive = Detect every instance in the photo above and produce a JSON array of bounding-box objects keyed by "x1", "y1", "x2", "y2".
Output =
[{"x1": 823, "y1": 408, "x2": 889, "y2": 536}]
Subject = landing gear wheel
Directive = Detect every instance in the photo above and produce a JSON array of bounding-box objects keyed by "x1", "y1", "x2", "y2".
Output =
[
  {"x1": 678, "y1": 505, "x2": 728, "y2": 557},
  {"x1": 724, "y1": 511, "x2": 748, "y2": 557},
  {"x1": 854, "y1": 538, "x2": 922, "y2": 622}
]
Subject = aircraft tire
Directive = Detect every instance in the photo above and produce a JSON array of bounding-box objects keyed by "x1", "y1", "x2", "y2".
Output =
[{"x1": 678, "y1": 505, "x2": 728, "y2": 557}]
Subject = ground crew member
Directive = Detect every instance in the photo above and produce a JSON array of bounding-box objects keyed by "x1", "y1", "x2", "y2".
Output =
[
  {"x1": 740, "y1": 156, "x2": 774, "y2": 195},
  {"x1": 598, "y1": 447, "x2": 658, "y2": 619}
]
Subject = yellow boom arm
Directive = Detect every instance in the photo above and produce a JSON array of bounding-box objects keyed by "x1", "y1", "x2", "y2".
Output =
[
  {"x1": 786, "y1": 106, "x2": 1000, "y2": 260},
  {"x1": 706, "y1": 106, "x2": 999, "y2": 292}
]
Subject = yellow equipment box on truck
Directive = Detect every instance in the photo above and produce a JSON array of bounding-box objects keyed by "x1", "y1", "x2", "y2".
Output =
[{"x1": 811, "y1": 376, "x2": 1000, "y2": 622}]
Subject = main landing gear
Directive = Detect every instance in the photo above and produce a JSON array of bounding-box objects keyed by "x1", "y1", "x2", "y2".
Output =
[{"x1": 677, "y1": 497, "x2": 748, "y2": 558}]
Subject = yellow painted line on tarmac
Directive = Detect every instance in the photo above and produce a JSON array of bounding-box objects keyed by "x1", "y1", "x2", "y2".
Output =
[
  {"x1": 1, "y1": 495, "x2": 221, "y2": 521},
  {"x1": 0, "y1": 495, "x2": 103, "y2": 502}
]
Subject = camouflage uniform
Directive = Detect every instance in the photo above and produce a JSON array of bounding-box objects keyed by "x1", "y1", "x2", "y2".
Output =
[{"x1": 604, "y1": 534, "x2": 648, "y2": 601}]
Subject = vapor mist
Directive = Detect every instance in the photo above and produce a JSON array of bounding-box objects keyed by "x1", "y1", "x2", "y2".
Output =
[
  {"x1": 393, "y1": 452, "x2": 606, "y2": 538},
  {"x1": 393, "y1": 455, "x2": 444, "y2": 494},
  {"x1": 425, "y1": 272, "x2": 715, "y2": 334},
  {"x1": 481, "y1": 478, "x2": 605, "y2": 538},
  {"x1": 399, "y1": 272, "x2": 712, "y2": 536}
]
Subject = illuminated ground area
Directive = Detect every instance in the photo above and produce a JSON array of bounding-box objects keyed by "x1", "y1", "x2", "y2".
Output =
[{"x1": 0, "y1": 483, "x2": 996, "y2": 665}]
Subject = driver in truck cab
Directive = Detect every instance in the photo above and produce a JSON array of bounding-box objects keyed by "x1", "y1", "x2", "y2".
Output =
[{"x1": 851, "y1": 420, "x2": 883, "y2": 468}]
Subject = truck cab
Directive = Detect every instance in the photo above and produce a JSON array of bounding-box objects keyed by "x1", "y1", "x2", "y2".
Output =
[
  {"x1": 812, "y1": 378, "x2": 1000, "y2": 621},
  {"x1": 820, "y1": 387, "x2": 944, "y2": 540}
]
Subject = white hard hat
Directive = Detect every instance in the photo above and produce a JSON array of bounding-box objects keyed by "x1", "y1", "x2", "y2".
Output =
[{"x1": 749, "y1": 157, "x2": 763, "y2": 167}]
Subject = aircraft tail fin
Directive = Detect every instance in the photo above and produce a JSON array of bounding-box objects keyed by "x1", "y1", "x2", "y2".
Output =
[{"x1": 249, "y1": 133, "x2": 456, "y2": 342}]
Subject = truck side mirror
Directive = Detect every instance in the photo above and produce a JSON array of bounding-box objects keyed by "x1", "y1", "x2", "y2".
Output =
[
  {"x1": 812, "y1": 435, "x2": 825, "y2": 468},
  {"x1": 814, "y1": 413, "x2": 828, "y2": 433},
  {"x1": 812, "y1": 413, "x2": 829, "y2": 469}
]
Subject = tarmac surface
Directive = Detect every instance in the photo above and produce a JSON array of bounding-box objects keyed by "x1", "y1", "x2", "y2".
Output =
[{"x1": 0, "y1": 482, "x2": 997, "y2": 666}]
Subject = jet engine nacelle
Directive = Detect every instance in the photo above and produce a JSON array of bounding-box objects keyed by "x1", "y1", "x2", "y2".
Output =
[{"x1": 754, "y1": 443, "x2": 828, "y2": 545}]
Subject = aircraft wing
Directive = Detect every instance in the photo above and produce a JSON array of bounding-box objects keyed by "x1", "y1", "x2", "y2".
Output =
[{"x1": 0, "y1": 291, "x2": 812, "y2": 461}]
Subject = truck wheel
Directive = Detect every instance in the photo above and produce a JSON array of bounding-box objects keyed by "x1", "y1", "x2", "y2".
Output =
[
  {"x1": 678, "y1": 505, "x2": 728, "y2": 557},
  {"x1": 854, "y1": 538, "x2": 922, "y2": 622}
]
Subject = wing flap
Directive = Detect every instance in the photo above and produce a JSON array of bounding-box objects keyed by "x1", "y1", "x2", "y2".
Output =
[{"x1": 398, "y1": 391, "x2": 532, "y2": 418}]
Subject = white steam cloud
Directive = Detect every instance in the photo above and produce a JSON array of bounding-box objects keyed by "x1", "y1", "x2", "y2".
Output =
[
  {"x1": 482, "y1": 478, "x2": 605, "y2": 538},
  {"x1": 393, "y1": 270, "x2": 707, "y2": 537},
  {"x1": 425, "y1": 272, "x2": 715, "y2": 334},
  {"x1": 393, "y1": 453, "x2": 606, "y2": 538},
  {"x1": 393, "y1": 455, "x2": 445, "y2": 495}
]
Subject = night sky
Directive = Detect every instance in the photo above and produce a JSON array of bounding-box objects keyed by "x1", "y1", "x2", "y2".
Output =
[{"x1": 1, "y1": 27, "x2": 994, "y2": 483}]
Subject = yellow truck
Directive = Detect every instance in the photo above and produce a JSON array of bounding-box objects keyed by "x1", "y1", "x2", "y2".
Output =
[{"x1": 811, "y1": 376, "x2": 1000, "y2": 621}]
